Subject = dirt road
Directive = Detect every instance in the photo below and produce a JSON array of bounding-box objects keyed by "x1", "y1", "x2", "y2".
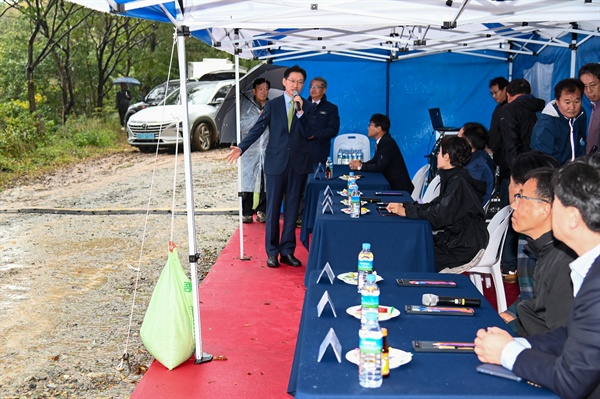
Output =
[{"x1": 0, "y1": 148, "x2": 238, "y2": 398}]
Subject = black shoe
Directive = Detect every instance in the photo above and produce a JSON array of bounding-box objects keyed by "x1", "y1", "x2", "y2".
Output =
[
  {"x1": 280, "y1": 254, "x2": 301, "y2": 267},
  {"x1": 296, "y1": 218, "x2": 302, "y2": 228},
  {"x1": 266, "y1": 255, "x2": 279, "y2": 268}
]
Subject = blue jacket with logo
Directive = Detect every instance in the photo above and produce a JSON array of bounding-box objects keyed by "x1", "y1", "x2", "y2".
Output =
[{"x1": 531, "y1": 101, "x2": 586, "y2": 165}]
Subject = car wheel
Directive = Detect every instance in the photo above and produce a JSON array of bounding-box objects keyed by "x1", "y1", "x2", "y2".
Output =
[
  {"x1": 138, "y1": 146, "x2": 155, "y2": 154},
  {"x1": 191, "y1": 122, "x2": 214, "y2": 152}
]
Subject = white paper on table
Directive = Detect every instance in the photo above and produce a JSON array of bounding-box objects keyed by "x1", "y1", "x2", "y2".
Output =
[
  {"x1": 316, "y1": 262, "x2": 335, "y2": 285},
  {"x1": 317, "y1": 328, "x2": 342, "y2": 363},
  {"x1": 317, "y1": 290, "x2": 337, "y2": 318},
  {"x1": 322, "y1": 202, "x2": 333, "y2": 214}
]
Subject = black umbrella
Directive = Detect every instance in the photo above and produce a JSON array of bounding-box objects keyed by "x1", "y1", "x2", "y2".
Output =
[
  {"x1": 216, "y1": 64, "x2": 287, "y2": 144},
  {"x1": 113, "y1": 76, "x2": 141, "y2": 85}
]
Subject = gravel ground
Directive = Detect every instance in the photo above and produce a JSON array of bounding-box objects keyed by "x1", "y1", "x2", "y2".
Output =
[{"x1": 0, "y1": 148, "x2": 239, "y2": 398}]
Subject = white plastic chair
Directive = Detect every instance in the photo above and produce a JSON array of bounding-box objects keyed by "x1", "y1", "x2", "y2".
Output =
[
  {"x1": 420, "y1": 174, "x2": 440, "y2": 203},
  {"x1": 411, "y1": 164, "x2": 430, "y2": 201},
  {"x1": 440, "y1": 205, "x2": 512, "y2": 312},
  {"x1": 332, "y1": 134, "x2": 371, "y2": 164}
]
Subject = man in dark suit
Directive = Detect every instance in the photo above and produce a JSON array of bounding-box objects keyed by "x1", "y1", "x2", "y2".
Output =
[
  {"x1": 474, "y1": 153, "x2": 600, "y2": 399},
  {"x1": 348, "y1": 113, "x2": 414, "y2": 193},
  {"x1": 227, "y1": 65, "x2": 312, "y2": 268}
]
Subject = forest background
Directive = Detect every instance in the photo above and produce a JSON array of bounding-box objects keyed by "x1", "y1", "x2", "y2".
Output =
[{"x1": 0, "y1": 0, "x2": 257, "y2": 189}]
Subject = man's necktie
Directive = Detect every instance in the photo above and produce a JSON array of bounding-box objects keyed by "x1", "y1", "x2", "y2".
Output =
[{"x1": 288, "y1": 99, "x2": 294, "y2": 131}]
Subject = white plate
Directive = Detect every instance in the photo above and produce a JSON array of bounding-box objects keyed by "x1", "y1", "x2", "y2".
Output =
[
  {"x1": 337, "y1": 189, "x2": 363, "y2": 196},
  {"x1": 337, "y1": 272, "x2": 383, "y2": 285},
  {"x1": 339, "y1": 175, "x2": 363, "y2": 181},
  {"x1": 346, "y1": 305, "x2": 400, "y2": 321},
  {"x1": 341, "y1": 199, "x2": 367, "y2": 206},
  {"x1": 345, "y1": 348, "x2": 412, "y2": 369},
  {"x1": 341, "y1": 207, "x2": 370, "y2": 215}
]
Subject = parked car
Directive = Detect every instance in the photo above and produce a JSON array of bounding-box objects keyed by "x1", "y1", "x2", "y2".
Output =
[
  {"x1": 124, "y1": 70, "x2": 245, "y2": 124},
  {"x1": 126, "y1": 80, "x2": 234, "y2": 152}
]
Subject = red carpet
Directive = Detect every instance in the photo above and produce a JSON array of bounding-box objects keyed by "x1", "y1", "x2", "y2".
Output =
[
  {"x1": 131, "y1": 222, "x2": 518, "y2": 398},
  {"x1": 131, "y1": 220, "x2": 308, "y2": 399}
]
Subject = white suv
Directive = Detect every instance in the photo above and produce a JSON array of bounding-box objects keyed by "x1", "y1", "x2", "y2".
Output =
[{"x1": 126, "y1": 80, "x2": 233, "y2": 152}]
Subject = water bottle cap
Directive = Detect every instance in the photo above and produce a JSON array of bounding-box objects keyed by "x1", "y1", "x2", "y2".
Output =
[
  {"x1": 362, "y1": 243, "x2": 371, "y2": 250},
  {"x1": 349, "y1": 172, "x2": 354, "y2": 176},
  {"x1": 366, "y1": 273, "x2": 376, "y2": 283},
  {"x1": 365, "y1": 312, "x2": 378, "y2": 321}
]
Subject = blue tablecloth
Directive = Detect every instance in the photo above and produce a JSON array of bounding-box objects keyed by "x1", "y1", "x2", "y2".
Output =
[
  {"x1": 304, "y1": 190, "x2": 435, "y2": 286},
  {"x1": 301, "y1": 165, "x2": 390, "y2": 249},
  {"x1": 288, "y1": 272, "x2": 557, "y2": 399}
]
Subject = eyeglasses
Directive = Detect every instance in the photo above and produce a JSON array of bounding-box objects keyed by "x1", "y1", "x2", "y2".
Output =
[
  {"x1": 286, "y1": 78, "x2": 304, "y2": 85},
  {"x1": 513, "y1": 193, "x2": 551, "y2": 204},
  {"x1": 309, "y1": 85, "x2": 325, "y2": 89},
  {"x1": 583, "y1": 80, "x2": 599, "y2": 90},
  {"x1": 367, "y1": 123, "x2": 378, "y2": 128}
]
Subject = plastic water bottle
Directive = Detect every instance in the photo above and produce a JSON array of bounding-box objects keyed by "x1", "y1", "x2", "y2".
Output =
[
  {"x1": 357, "y1": 149, "x2": 364, "y2": 162},
  {"x1": 350, "y1": 183, "x2": 361, "y2": 219},
  {"x1": 337, "y1": 149, "x2": 343, "y2": 165},
  {"x1": 360, "y1": 273, "x2": 379, "y2": 325},
  {"x1": 359, "y1": 311, "x2": 383, "y2": 388},
  {"x1": 342, "y1": 150, "x2": 349, "y2": 165},
  {"x1": 325, "y1": 157, "x2": 333, "y2": 179},
  {"x1": 357, "y1": 243, "x2": 373, "y2": 292},
  {"x1": 347, "y1": 172, "x2": 355, "y2": 204}
]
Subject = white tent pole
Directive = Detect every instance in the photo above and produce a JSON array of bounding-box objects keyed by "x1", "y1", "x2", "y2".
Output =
[
  {"x1": 569, "y1": 28, "x2": 577, "y2": 78},
  {"x1": 234, "y1": 52, "x2": 247, "y2": 259},
  {"x1": 176, "y1": 26, "x2": 211, "y2": 364}
]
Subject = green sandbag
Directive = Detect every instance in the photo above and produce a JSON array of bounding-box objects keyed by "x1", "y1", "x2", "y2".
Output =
[{"x1": 140, "y1": 243, "x2": 195, "y2": 370}]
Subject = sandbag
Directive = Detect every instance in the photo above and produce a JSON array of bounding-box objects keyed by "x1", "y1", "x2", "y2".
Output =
[{"x1": 140, "y1": 242, "x2": 195, "y2": 370}]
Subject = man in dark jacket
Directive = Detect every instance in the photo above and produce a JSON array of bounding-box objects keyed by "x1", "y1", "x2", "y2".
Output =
[
  {"x1": 488, "y1": 76, "x2": 508, "y2": 180},
  {"x1": 531, "y1": 78, "x2": 587, "y2": 165},
  {"x1": 348, "y1": 113, "x2": 413, "y2": 193},
  {"x1": 500, "y1": 78, "x2": 545, "y2": 275},
  {"x1": 387, "y1": 136, "x2": 488, "y2": 271},
  {"x1": 305, "y1": 77, "x2": 340, "y2": 165},
  {"x1": 501, "y1": 168, "x2": 576, "y2": 337},
  {"x1": 501, "y1": 78, "x2": 546, "y2": 173},
  {"x1": 296, "y1": 77, "x2": 340, "y2": 226}
]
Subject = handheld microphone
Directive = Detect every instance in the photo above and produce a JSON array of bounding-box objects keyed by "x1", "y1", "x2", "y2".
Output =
[
  {"x1": 292, "y1": 90, "x2": 301, "y2": 112},
  {"x1": 422, "y1": 293, "x2": 481, "y2": 308}
]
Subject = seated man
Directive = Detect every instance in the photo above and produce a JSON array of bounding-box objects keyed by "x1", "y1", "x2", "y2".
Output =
[
  {"x1": 531, "y1": 78, "x2": 587, "y2": 165},
  {"x1": 503, "y1": 167, "x2": 576, "y2": 337},
  {"x1": 386, "y1": 136, "x2": 488, "y2": 271},
  {"x1": 474, "y1": 153, "x2": 600, "y2": 399},
  {"x1": 501, "y1": 151, "x2": 560, "y2": 320},
  {"x1": 348, "y1": 113, "x2": 414, "y2": 193},
  {"x1": 458, "y1": 122, "x2": 496, "y2": 205}
]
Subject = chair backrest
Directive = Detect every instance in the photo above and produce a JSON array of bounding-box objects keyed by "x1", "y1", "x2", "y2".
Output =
[
  {"x1": 480, "y1": 205, "x2": 512, "y2": 265},
  {"x1": 411, "y1": 164, "x2": 430, "y2": 201},
  {"x1": 332, "y1": 134, "x2": 371, "y2": 164},
  {"x1": 421, "y1": 174, "x2": 441, "y2": 203}
]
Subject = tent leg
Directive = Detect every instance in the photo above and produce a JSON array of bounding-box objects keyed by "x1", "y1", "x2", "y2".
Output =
[
  {"x1": 194, "y1": 352, "x2": 214, "y2": 364},
  {"x1": 176, "y1": 27, "x2": 211, "y2": 364},
  {"x1": 234, "y1": 53, "x2": 251, "y2": 261}
]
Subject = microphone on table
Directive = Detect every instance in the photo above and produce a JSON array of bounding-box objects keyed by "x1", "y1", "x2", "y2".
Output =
[
  {"x1": 292, "y1": 90, "x2": 301, "y2": 112},
  {"x1": 422, "y1": 293, "x2": 481, "y2": 308}
]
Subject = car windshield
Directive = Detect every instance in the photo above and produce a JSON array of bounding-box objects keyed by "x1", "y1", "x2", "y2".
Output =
[
  {"x1": 163, "y1": 82, "x2": 219, "y2": 106},
  {"x1": 145, "y1": 82, "x2": 179, "y2": 103}
]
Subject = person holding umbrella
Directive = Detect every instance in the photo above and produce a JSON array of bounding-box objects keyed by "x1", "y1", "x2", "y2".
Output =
[
  {"x1": 240, "y1": 78, "x2": 271, "y2": 223},
  {"x1": 116, "y1": 82, "x2": 132, "y2": 129}
]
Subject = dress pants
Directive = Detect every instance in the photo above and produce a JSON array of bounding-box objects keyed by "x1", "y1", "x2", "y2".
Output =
[
  {"x1": 264, "y1": 161, "x2": 305, "y2": 257},
  {"x1": 241, "y1": 172, "x2": 266, "y2": 216}
]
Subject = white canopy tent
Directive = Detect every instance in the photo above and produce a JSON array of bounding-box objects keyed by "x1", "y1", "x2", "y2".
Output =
[{"x1": 67, "y1": 0, "x2": 600, "y2": 364}]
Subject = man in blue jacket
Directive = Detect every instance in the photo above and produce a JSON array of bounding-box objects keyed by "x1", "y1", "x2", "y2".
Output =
[
  {"x1": 531, "y1": 78, "x2": 587, "y2": 165},
  {"x1": 474, "y1": 153, "x2": 600, "y2": 399}
]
